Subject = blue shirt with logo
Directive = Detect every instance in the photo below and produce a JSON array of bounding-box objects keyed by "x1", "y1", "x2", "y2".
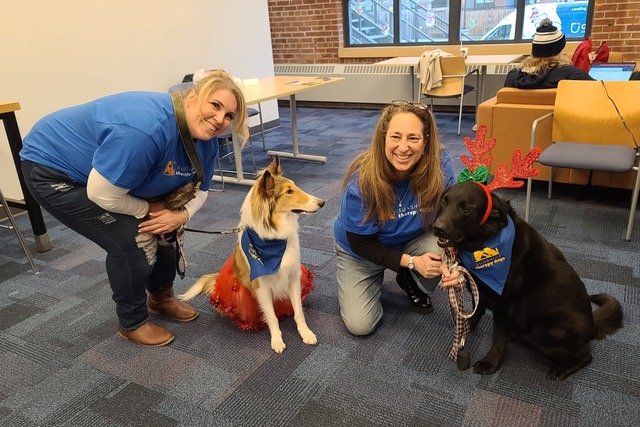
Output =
[
  {"x1": 20, "y1": 91, "x2": 218, "y2": 198},
  {"x1": 334, "y1": 150, "x2": 455, "y2": 258}
]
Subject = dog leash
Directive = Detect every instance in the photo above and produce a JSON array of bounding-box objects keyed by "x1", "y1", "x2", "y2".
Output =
[
  {"x1": 184, "y1": 226, "x2": 242, "y2": 235},
  {"x1": 156, "y1": 90, "x2": 206, "y2": 279},
  {"x1": 440, "y1": 245, "x2": 480, "y2": 371}
]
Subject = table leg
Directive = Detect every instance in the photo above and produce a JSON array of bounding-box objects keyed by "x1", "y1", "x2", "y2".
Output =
[
  {"x1": 479, "y1": 65, "x2": 487, "y2": 102},
  {"x1": 267, "y1": 95, "x2": 326, "y2": 163},
  {"x1": 211, "y1": 130, "x2": 255, "y2": 186},
  {"x1": 2, "y1": 111, "x2": 52, "y2": 252},
  {"x1": 410, "y1": 65, "x2": 417, "y2": 101}
]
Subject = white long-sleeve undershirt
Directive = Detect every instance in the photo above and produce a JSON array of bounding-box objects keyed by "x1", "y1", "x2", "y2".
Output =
[{"x1": 86, "y1": 168, "x2": 208, "y2": 220}]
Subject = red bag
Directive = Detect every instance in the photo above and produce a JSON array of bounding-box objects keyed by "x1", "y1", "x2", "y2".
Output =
[
  {"x1": 572, "y1": 37, "x2": 592, "y2": 72},
  {"x1": 593, "y1": 41, "x2": 610, "y2": 63}
]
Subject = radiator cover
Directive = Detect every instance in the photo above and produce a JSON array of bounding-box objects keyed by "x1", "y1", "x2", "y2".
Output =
[{"x1": 274, "y1": 63, "x2": 520, "y2": 105}]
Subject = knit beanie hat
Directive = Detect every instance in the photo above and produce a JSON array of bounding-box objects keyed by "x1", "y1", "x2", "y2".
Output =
[{"x1": 531, "y1": 18, "x2": 566, "y2": 57}]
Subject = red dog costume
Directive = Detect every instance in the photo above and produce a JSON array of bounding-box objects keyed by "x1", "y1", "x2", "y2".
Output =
[{"x1": 209, "y1": 256, "x2": 314, "y2": 331}]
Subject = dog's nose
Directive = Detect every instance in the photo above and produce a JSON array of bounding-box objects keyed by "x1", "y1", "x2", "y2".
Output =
[
  {"x1": 432, "y1": 224, "x2": 444, "y2": 237},
  {"x1": 318, "y1": 200, "x2": 325, "y2": 208}
]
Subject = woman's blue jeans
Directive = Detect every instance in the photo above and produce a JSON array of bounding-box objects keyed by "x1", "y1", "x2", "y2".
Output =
[
  {"x1": 336, "y1": 232, "x2": 441, "y2": 336},
  {"x1": 21, "y1": 161, "x2": 176, "y2": 330}
]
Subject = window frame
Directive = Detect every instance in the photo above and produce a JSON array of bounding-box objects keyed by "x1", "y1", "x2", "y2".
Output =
[{"x1": 343, "y1": 0, "x2": 595, "y2": 47}]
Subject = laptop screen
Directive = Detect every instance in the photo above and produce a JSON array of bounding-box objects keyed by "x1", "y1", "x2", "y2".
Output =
[{"x1": 588, "y1": 63, "x2": 635, "y2": 81}]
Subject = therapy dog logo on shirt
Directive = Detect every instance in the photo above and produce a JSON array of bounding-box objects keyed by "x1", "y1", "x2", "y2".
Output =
[
  {"x1": 164, "y1": 161, "x2": 194, "y2": 177},
  {"x1": 164, "y1": 161, "x2": 175, "y2": 176}
]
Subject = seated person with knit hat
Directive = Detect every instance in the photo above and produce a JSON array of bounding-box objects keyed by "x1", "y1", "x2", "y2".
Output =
[{"x1": 504, "y1": 18, "x2": 593, "y2": 89}]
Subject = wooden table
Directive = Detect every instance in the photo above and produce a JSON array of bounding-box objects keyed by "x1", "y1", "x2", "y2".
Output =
[
  {"x1": 216, "y1": 75, "x2": 345, "y2": 186},
  {"x1": 375, "y1": 54, "x2": 524, "y2": 101},
  {"x1": 1, "y1": 102, "x2": 52, "y2": 252}
]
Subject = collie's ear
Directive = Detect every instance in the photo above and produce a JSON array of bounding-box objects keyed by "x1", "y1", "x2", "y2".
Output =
[
  {"x1": 266, "y1": 155, "x2": 281, "y2": 176},
  {"x1": 258, "y1": 170, "x2": 276, "y2": 198}
]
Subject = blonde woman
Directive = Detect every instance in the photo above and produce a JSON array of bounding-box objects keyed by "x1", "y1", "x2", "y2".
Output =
[
  {"x1": 334, "y1": 101, "x2": 460, "y2": 336},
  {"x1": 20, "y1": 70, "x2": 247, "y2": 346},
  {"x1": 505, "y1": 18, "x2": 592, "y2": 89}
]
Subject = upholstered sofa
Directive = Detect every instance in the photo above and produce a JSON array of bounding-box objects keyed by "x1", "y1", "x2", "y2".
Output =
[{"x1": 476, "y1": 86, "x2": 637, "y2": 189}]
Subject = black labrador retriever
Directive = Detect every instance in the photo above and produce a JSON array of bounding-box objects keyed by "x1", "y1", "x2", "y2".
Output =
[{"x1": 433, "y1": 181, "x2": 623, "y2": 380}]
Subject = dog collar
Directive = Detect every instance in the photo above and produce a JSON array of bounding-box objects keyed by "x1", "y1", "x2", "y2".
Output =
[{"x1": 473, "y1": 182, "x2": 492, "y2": 226}]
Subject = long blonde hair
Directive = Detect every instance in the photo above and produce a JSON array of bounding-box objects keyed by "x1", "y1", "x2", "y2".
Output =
[
  {"x1": 520, "y1": 53, "x2": 570, "y2": 76},
  {"x1": 191, "y1": 69, "x2": 249, "y2": 145},
  {"x1": 342, "y1": 102, "x2": 445, "y2": 224}
]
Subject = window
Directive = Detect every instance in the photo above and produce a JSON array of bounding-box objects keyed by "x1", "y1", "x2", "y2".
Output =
[{"x1": 345, "y1": 0, "x2": 593, "y2": 46}]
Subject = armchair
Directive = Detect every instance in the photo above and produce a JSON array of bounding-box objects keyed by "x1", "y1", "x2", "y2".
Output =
[{"x1": 477, "y1": 86, "x2": 638, "y2": 189}]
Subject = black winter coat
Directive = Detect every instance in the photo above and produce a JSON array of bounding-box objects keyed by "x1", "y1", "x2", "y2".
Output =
[{"x1": 504, "y1": 65, "x2": 594, "y2": 89}]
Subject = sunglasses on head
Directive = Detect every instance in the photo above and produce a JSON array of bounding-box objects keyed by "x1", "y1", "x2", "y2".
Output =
[{"x1": 391, "y1": 100, "x2": 430, "y2": 111}]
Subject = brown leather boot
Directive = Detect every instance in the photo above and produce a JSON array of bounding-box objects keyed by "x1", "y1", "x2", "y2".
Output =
[
  {"x1": 118, "y1": 322, "x2": 174, "y2": 347},
  {"x1": 147, "y1": 287, "x2": 199, "y2": 322}
]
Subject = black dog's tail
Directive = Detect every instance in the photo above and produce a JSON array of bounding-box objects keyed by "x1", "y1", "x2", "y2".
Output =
[{"x1": 590, "y1": 293, "x2": 624, "y2": 339}]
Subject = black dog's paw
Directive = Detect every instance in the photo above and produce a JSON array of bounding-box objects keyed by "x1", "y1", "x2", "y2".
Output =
[
  {"x1": 546, "y1": 367, "x2": 568, "y2": 381},
  {"x1": 473, "y1": 359, "x2": 499, "y2": 375}
]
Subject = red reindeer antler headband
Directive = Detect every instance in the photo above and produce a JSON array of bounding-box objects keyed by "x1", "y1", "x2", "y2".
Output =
[
  {"x1": 458, "y1": 125, "x2": 541, "y2": 191},
  {"x1": 458, "y1": 125, "x2": 541, "y2": 224}
]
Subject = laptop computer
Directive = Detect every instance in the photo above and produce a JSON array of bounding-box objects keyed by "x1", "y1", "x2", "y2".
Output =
[{"x1": 588, "y1": 63, "x2": 636, "y2": 81}]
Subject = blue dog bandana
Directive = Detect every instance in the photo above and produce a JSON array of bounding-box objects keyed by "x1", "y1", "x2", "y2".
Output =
[
  {"x1": 459, "y1": 216, "x2": 515, "y2": 295},
  {"x1": 240, "y1": 228, "x2": 287, "y2": 281}
]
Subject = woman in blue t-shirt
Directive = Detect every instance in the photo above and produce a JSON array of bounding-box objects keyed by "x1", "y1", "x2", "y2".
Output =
[
  {"x1": 334, "y1": 101, "x2": 461, "y2": 336},
  {"x1": 20, "y1": 70, "x2": 248, "y2": 347}
]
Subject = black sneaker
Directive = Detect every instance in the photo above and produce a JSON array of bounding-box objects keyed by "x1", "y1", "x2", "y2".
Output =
[{"x1": 396, "y1": 268, "x2": 433, "y2": 313}]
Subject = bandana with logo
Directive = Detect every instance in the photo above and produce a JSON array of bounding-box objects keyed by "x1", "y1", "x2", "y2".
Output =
[
  {"x1": 240, "y1": 228, "x2": 287, "y2": 281},
  {"x1": 459, "y1": 216, "x2": 515, "y2": 295}
]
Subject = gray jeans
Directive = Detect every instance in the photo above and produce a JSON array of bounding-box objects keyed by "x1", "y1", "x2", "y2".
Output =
[{"x1": 335, "y1": 232, "x2": 441, "y2": 336}]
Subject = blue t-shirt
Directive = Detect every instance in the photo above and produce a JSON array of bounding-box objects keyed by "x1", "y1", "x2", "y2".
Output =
[
  {"x1": 20, "y1": 91, "x2": 218, "y2": 198},
  {"x1": 334, "y1": 150, "x2": 455, "y2": 258}
]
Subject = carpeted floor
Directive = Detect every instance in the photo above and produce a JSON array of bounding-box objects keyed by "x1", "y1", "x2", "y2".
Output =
[{"x1": 1, "y1": 105, "x2": 639, "y2": 426}]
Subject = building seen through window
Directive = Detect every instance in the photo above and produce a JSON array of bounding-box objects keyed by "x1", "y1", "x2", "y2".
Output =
[{"x1": 346, "y1": 0, "x2": 591, "y2": 46}]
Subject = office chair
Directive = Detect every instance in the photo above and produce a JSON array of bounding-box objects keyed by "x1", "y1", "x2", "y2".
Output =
[
  {"x1": 420, "y1": 56, "x2": 479, "y2": 135},
  {"x1": 524, "y1": 80, "x2": 640, "y2": 241},
  {"x1": 0, "y1": 188, "x2": 38, "y2": 273}
]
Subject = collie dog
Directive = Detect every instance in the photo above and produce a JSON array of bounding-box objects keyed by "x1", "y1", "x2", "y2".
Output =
[{"x1": 180, "y1": 157, "x2": 324, "y2": 353}]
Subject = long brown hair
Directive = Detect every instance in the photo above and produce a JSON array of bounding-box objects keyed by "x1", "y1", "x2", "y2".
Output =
[{"x1": 342, "y1": 102, "x2": 445, "y2": 224}]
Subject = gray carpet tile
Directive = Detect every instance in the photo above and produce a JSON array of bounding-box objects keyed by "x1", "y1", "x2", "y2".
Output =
[{"x1": 1, "y1": 105, "x2": 639, "y2": 426}]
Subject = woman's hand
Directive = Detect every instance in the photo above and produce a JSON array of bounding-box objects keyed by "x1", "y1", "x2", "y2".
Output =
[
  {"x1": 439, "y1": 264, "x2": 463, "y2": 288},
  {"x1": 139, "y1": 208, "x2": 186, "y2": 235},
  {"x1": 413, "y1": 252, "x2": 444, "y2": 279}
]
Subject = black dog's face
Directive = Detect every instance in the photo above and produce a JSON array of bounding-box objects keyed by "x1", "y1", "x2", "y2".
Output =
[{"x1": 433, "y1": 182, "x2": 508, "y2": 248}]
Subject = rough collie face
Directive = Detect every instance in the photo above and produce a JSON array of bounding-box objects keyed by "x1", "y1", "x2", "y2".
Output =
[
  {"x1": 180, "y1": 157, "x2": 325, "y2": 354},
  {"x1": 243, "y1": 158, "x2": 324, "y2": 236}
]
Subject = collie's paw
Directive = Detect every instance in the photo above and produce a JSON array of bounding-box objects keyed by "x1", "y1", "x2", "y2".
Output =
[
  {"x1": 271, "y1": 338, "x2": 286, "y2": 354},
  {"x1": 473, "y1": 359, "x2": 499, "y2": 375},
  {"x1": 300, "y1": 329, "x2": 317, "y2": 345}
]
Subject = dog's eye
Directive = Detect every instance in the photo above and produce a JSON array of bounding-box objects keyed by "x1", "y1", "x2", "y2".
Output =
[
  {"x1": 286, "y1": 189, "x2": 294, "y2": 195},
  {"x1": 459, "y1": 204, "x2": 473, "y2": 214}
]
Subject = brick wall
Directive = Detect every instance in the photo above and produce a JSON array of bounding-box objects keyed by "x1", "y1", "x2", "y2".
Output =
[
  {"x1": 268, "y1": 0, "x2": 344, "y2": 64},
  {"x1": 268, "y1": 0, "x2": 640, "y2": 63},
  {"x1": 591, "y1": 0, "x2": 640, "y2": 60}
]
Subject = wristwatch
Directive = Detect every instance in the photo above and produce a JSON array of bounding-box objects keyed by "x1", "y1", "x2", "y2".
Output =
[{"x1": 407, "y1": 255, "x2": 415, "y2": 270}]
